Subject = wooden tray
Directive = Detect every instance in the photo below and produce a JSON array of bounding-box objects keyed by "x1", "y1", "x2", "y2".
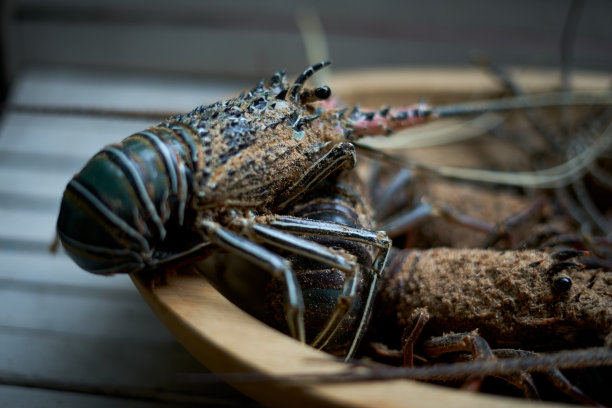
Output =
[
  {"x1": 131, "y1": 67, "x2": 610, "y2": 408},
  {"x1": 132, "y1": 271, "x2": 557, "y2": 408}
]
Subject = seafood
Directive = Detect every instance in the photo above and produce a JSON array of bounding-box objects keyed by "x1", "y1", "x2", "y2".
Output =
[
  {"x1": 55, "y1": 60, "x2": 610, "y2": 358},
  {"x1": 374, "y1": 246, "x2": 611, "y2": 349},
  {"x1": 55, "y1": 61, "x2": 400, "y2": 345}
]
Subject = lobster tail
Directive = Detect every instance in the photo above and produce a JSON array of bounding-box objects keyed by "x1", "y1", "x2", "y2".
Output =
[
  {"x1": 57, "y1": 178, "x2": 149, "y2": 274},
  {"x1": 57, "y1": 126, "x2": 196, "y2": 274}
]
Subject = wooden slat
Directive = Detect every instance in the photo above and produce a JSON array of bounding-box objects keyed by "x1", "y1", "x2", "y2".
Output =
[
  {"x1": 0, "y1": 114, "x2": 149, "y2": 157},
  {"x1": 0, "y1": 209, "x2": 56, "y2": 243},
  {"x1": 8, "y1": 67, "x2": 246, "y2": 111},
  {"x1": 0, "y1": 251, "x2": 131, "y2": 287},
  {"x1": 0, "y1": 385, "x2": 255, "y2": 408},
  {"x1": 0, "y1": 281, "x2": 163, "y2": 340},
  {"x1": 0, "y1": 168, "x2": 68, "y2": 201},
  {"x1": 0, "y1": 329, "x2": 187, "y2": 386},
  {"x1": 0, "y1": 386, "x2": 191, "y2": 408},
  {"x1": 0, "y1": 258, "x2": 255, "y2": 404}
]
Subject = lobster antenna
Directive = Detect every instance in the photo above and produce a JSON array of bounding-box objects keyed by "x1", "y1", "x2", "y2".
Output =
[
  {"x1": 289, "y1": 61, "x2": 332, "y2": 103},
  {"x1": 179, "y1": 347, "x2": 612, "y2": 384},
  {"x1": 291, "y1": 347, "x2": 612, "y2": 383},
  {"x1": 360, "y1": 89, "x2": 612, "y2": 151},
  {"x1": 560, "y1": 0, "x2": 587, "y2": 93},
  {"x1": 360, "y1": 113, "x2": 505, "y2": 150},
  {"x1": 431, "y1": 90, "x2": 612, "y2": 118},
  {"x1": 355, "y1": 118, "x2": 612, "y2": 189},
  {"x1": 295, "y1": 7, "x2": 332, "y2": 89}
]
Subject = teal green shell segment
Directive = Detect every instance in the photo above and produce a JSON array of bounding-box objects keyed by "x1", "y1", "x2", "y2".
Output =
[
  {"x1": 56, "y1": 178, "x2": 148, "y2": 275},
  {"x1": 56, "y1": 131, "x2": 184, "y2": 274},
  {"x1": 121, "y1": 132, "x2": 186, "y2": 227}
]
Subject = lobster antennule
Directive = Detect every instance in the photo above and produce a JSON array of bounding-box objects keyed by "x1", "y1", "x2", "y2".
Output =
[{"x1": 289, "y1": 61, "x2": 332, "y2": 103}]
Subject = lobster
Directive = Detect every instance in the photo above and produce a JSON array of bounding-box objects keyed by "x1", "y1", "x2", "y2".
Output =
[
  {"x1": 56, "y1": 61, "x2": 396, "y2": 346},
  {"x1": 56, "y1": 61, "x2": 612, "y2": 350}
]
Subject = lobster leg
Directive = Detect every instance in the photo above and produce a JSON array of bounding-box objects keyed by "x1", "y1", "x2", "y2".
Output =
[
  {"x1": 479, "y1": 196, "x2": 547, "y2": 248},
  {"x1": 268, "y1": 216, "x2": 391, "y2": 283},
  {"x1": 249, "y1": 217, "x2": 391, "y2": 357},
  {"x1": 253, "y1": 228, "x2": 360, "y2": 352},
  {"x1": 401, "y1": 307, "x2": 430, "y2": 367},
  {"x1": 422, "y1": 331, "x2": 497, "y2": 393},
  {"x1": 256, "y1": 216, "x2": 391, "y2": 356},
  {"x1": 369, "y1": 167, "x2": 500, "y2": 240},
  {"x1": 493, "y1": 349, "x2": 603, "y2": 406},
  {"x1": 378, "y1": 202, "x2": 434, "y2": 238},
  {"x1": 370, "y1": 164, "x2": 549, "y2": 248},
  {"x1": 423, "y1": 332, "x2": 573, "y2": 399},
  {"x1": 268, "y1": 216, "x2": 391, "y2": 281},
  {"x1": 371, "y1": 167, "x2": 413, "y2": 222},
  {"x1": 269, "y1": 216, "x2": 390, "y2": 249},
  {"x1": 200, "y1": 220, "x2": 306, "y2": 342}
]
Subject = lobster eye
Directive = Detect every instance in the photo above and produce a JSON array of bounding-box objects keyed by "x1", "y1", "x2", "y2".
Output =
[
  {"x1": 314, "y1": 86, "x2": 331, "y2": 100},
  {"x1": 553, "y1": 276, "x2": 572, "y2": 292}
]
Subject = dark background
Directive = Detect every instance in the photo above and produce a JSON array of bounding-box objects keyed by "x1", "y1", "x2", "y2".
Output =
[{"x1": 2, "y1": 0, "x2": 611, "y2": 88}]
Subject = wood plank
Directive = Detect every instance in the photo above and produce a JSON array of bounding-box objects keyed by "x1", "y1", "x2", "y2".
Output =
[
  {"x1": 0, "y1": 168, "x2": 71, "y2": 199},
  {"x1": 0, "y1": 72, "x2": 245, "y2": 165},
  {"x1": 0, "y1": 251, "x2": 132, "y2": 288},
  {"x1": 0, "y1": 386, "x2": 193, "y2": 408},
  {"x1": 0, "y1": 281, "x2": 164, "y2": 340},
  {"x1": 0, "y1": 114, "x2": 150, "y2": 158},
  {"x1": 0, "y1": 209, "x2": 56, "y2": 243},
  {"x1": 0, "y1": 329, "x2": 237, "y2": 394},
  {"x1": 0, "y1": 161, "x2": 69, "y2": 215},
  {"x1": 0, "y1": 385, "x2": 255, "y2": 408},
  {"x1": 9, "y1": 67, "x2": 246, "y2": 112},
  {"x1": 0, "y1": 150, "x2": 88, "y2": 174},
  {"x1": 0, "y1": 261, "x2": 257, "y2": 406}
]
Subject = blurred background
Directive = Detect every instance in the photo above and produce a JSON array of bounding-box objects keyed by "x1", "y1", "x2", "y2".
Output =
[
  {"x1": 2, "y1": 0, "x2": 612, "y2": 98},
  {"x1": 0, "y1": 1, "x2": 610, "y2": 407}
]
